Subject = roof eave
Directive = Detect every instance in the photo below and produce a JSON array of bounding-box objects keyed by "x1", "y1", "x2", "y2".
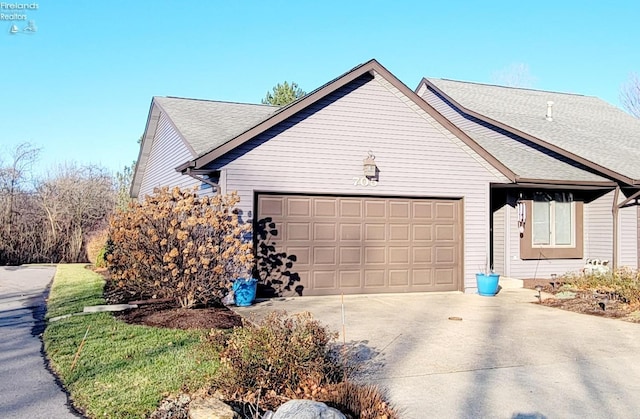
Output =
[
  {"x1": 422, "y1": 79, "x2": 637, "y2": 186},
  {"x1": 130, "y1": 98, "x2": 161, "y2": 199},
  {"x1": 182, "y1": 61, "x2": 380, "y2": 172},
  {"x1": 515, "y1": 177, "x2": 617, "y2": 188}
]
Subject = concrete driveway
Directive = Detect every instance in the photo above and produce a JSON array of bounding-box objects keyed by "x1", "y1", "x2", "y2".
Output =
[
  {"x1": 0, "y1": 265, "x2": 81, "y2": 418},
  {"x1": 236, "y1": 288, "x2": 640, "y2": 418}
]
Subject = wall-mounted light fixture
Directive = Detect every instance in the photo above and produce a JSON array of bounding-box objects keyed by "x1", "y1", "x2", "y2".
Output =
[{"x1": 363, "y1": 151, "x2": 377, "y2": 178}]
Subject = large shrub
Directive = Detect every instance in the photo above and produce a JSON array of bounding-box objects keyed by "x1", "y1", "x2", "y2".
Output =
[
  {"x1": 210, "y1": 311, "x2": 340, "y2": 409},
  {"x1": 107, "y1": 187, "x2": 253, "y2": 307}
]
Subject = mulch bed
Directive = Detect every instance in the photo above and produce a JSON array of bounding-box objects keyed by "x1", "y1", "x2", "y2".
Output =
[
  {"x1": 115, "y1": 301, "x2": 243, "y2": 330},
  {"x1": 99, "y1": 268, "x2": 243, "y2": 330},
  {"x1": 523, "y1": 278, "x2": 640, "y2": 323}
]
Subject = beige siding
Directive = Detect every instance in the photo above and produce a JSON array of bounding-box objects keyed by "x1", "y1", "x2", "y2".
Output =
[
  {"x1": 492, "y1": 204, "x2": 506, "y2": 275},
  {"x1": 619, "y1": 196, "x2": 638, "y2": 268},
  {"x1": 216, "y1": 74, "x2": 508, "y2": 291},
  {"x1": 138, "y1": 112, "x2": 199, "y2": 199},
  {"x1": 504, "y1": 192, "x2": 638, "y2": 278},
  {"x1": 584, "y1": 191, "x2": 614, "y2": 262}
]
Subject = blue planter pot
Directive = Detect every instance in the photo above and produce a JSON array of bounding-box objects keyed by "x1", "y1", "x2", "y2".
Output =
[
  {"x1": 233, "y1": 278, "x2": 258, "y2": 307},
  {"x1": 476, "y1": 273, "x2": 500, "y2": 296}
]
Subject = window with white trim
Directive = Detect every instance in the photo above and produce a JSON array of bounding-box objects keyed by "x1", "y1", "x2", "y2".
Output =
[{"x1": 532, "y1": 192, "x2": 575, "y2": 247}]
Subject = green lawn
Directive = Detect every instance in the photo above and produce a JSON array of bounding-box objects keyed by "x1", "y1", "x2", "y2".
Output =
[{"x1": 43, "y1": 264, "x2": 219, "y2": 418}]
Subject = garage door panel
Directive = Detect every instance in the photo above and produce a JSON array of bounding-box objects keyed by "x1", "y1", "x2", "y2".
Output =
[
  {"x1": 389, "y1": 270, "x2": 410, "y2": 286},
  {"x1": 389, "y1": 201, "x2": 410, "y2": 218},
  {"x1": 435, "y1": 269, "x2": 456, "y2": 286},
  {"x1": 340, "y1": 271, "x2": 361, "y2": 288},
  {"x1": 314, "y1": 247, "x2": 336, "y2": 265},
  {"x1": 435, "y1": 247, "x2": 456, "y2": 264},
  {"x1": 287, "y1": 247, "x2": 310, "y2": 266},
  {"x1": 389, "y1": 224, "x2": 410, "y2": 241},
  {"x1": 340, "y1": 200, "x2": 362, "y2": 217},
  {"x1": 365, "y1": 247, "x2": 386, "y2": 264},
  {"x1": 364, "y1": 270, "x2": 385, "y2": 287},
  {"x1": 365, "y1": 224, "x2": 386, "y2": 241},
  {"x1": 259, "y1": 197, "x2": 284, "y2": 217},
  {"x1": 413, "y1": 202, "x2": 433, "y2": 219},
  {"x1": 340, "y1": 247, "x2": 361, "y2": 264},
  {"x1": 313, "y1": 271, "x2": 337, "y2": 289},
  {"x1": 413, "y1": 224, "x2": 433, "y2": 241},
  {"x1": 389, "y1": 247, "x2": 410, "y2": 264},
  {"x1": 314, "y1": 223, "x2": 336, "y2": 241},
  {"x1": 412, "y1": 269, "x2": 433, "y2": 285},
  {"x1": 413, "y1": 247, "x2": 433, "y2": 263},
  {"x1": 287, "y1": 198, "x2": 311, "y2": 217},
  {"x1": 436, "y1": 202, "x2": 456, "y2": 219},
  {"x1": 365, "y1": 200, "x2": 386, "y2": 218},
  {"x1": 314, "y1": 199, "x2": 337, "y2": 217},
  {"x1": 287, "y1": 223, "x2": 311, "y2": 241},
  {"x1": 435, "y1": 224, "x2": 455, "y2": 241},
  {"x1": 257, "y1": 194, "x2": 461, "y2": 296},
  {"x1": 340, "y1": 224, "x2": 361, "y2": 241}
]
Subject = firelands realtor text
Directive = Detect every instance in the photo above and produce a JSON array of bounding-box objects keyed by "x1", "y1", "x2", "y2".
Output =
[{"x1": 1, "y1": 2, "x2": 37, "y2": 20}]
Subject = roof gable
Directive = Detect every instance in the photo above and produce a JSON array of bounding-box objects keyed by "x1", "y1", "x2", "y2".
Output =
[
  {"x1": 422, "y1": 78, "x2": 640, "y2": 184},
  {"x1": 175, "y1": 59, "x2": 517, "y2": 182}
]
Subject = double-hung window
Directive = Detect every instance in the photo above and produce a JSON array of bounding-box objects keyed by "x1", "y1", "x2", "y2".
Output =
[
  {"x1": 532, "y1": 192, "x2": 574, "y2": 247},
  {"x1": 520, "y1": 192, "x2": 583, "y2": 259}
]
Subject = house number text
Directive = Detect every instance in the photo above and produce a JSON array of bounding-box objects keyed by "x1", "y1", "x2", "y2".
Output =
[{"x1": 352, "y1": 177, "x2": 377, "y2": 187}]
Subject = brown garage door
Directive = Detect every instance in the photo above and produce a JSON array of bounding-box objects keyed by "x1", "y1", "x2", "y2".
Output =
[{"x1": 256, "y1": 194, "x2": 462, "y2": 296}]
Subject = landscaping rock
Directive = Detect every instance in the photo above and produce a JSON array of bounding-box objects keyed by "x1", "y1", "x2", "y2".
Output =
[
  {"x1": 273, "y1": 400, "x2": 345, "y2": 419},
  {"x1": 188, "y1": 397, "x2": 238, "y2": 419},
  {"x1": 83, "y1": 304, "x2": 138, "y2": 313}
]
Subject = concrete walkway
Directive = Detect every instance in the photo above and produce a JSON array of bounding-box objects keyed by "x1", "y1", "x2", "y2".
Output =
[
  {"x1": 236, "y1": 288, "x2": 640, "y2": 418},
  {"x1": 0, "y1": 265, "x2": 82, "y2": 418}
]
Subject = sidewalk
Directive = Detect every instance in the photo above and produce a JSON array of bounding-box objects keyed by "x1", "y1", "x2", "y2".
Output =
[{"x1": 0, "y1": 265, "x2": 83, "y2": 419}]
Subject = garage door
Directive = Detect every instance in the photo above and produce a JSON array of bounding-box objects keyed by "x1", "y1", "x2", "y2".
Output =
[{"x1": 256, "y1": 194, "x2": 462, "y2": 296}]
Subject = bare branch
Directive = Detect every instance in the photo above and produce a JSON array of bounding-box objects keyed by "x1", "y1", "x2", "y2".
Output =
[{"x1": 620, "y1": 72, "x2": 640, "y2": 118}]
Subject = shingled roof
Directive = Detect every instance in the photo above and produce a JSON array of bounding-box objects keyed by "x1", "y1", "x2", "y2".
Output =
[
  {"x1": 423, "y1": 78, "x2": 640, "y2": 184},
  {"x1": 153, "y1": 97, "x2": 279, "y2": 155}
]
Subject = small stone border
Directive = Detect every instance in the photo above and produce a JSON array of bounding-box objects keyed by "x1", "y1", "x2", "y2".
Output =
[{"x1": 48, "y1": 304, "x2": 138, "y2": 322}]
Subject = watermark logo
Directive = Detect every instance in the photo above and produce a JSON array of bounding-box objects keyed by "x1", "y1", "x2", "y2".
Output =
[
  {"x1": 9, "y1": 19, "x2": 35, "y2": 34},
  {"x1": 3, "y1": 3, "x2": 39, "y2": 35}
]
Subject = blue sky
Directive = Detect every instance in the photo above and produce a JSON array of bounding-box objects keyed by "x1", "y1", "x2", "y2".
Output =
[{"x1": 2, "y1": 1, "x2": 639, "y2": 175}]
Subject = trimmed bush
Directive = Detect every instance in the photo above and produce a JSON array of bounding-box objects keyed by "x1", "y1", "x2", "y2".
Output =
[
  {"x1": 209, "y1": 311, "x2": 341, "y2": 410},
  {"x1": 107, "y1": 187, "x2": 253, "y2": 308},
  {"x1": 209, "y1": 311, "x2": 398, "y2": 417}
]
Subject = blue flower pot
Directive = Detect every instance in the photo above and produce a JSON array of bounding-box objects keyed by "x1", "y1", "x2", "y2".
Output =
[
  {"x1": 476, "y1": 273, "x2": 500, "y2": 296},
  {"x1": 233, "y1": 278, "x2": 258, "y2": 307}
]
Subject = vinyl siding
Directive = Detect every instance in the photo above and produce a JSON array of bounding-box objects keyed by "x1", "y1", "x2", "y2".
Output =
[
  {"x1": 619, "y1": 196, "x2": 638, "y2": 268},
  {"x1": 583, "y1": 191, "x2": 637, "y2": 269},
  {"x1": 503, "y1": 191, "x2": 639, "y2": 278},
  {"x1": 138, "y1": 112, "x2": 199, "y2": 199},
  {"x1": 492, "y1": 204, "x2": 506, "y2": 275},
  {"x1": 212, "y1": 73, "x2": 508, "y2": 291},
  {"x1": 584, "y1": 191, "x2": 614, "y2": 262}
]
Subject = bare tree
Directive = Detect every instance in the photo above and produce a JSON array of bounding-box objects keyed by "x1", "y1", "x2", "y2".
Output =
[
  {"x1": 38, "y1": 163, "x2": 116, "y2": 262},
  {"x1": 492, "y1": 63, "x2": 536, "y2": 88},
  {"x1": 620, "y1": 72, "x2": 640, "y2": 118},
  {"x1": 0, "y1": 143, "x2": 40, "y2": 237}
]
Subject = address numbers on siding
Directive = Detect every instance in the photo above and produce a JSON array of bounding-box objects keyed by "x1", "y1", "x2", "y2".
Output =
[{"x1": 352, "y1": 177, "x2": 377, "y2": 187}]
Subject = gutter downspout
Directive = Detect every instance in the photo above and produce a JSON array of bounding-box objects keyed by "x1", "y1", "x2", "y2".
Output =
[
  {"x1": 612, "y1": 186, "x2": 620, "y2": 270},
  {"x1": 184, "y1": 169, "x2": 221, "y2": 195}
]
